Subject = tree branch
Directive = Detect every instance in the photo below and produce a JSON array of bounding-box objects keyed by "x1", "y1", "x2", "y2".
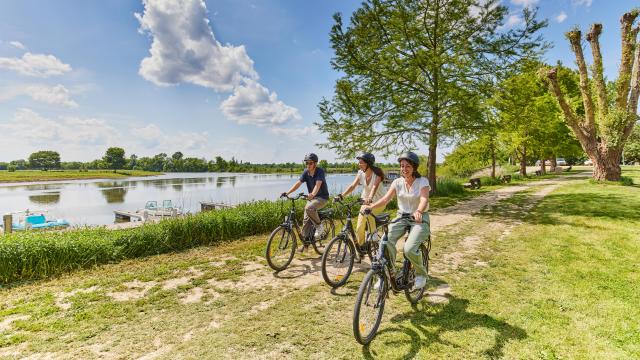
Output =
[
  {"x1": 615, "y1": 11, "x2": 639, "y2": 109},
  {"x1": 586, "y1": 23, "x2": 608, "y2": 119},
  {"x1": 566, "y1": 30, "x2": 596, "y2": 131}
]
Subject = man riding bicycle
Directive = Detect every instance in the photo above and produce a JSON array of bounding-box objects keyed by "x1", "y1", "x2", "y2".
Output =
[
  {"x1": 362, "y1": 151, "x2": 430, "y2": 289},
  {"x1": 281, "y1": 153, "x2": 330, "y2": 246}
]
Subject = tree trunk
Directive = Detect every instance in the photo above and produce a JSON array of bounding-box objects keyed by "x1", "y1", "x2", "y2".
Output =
[
  {"x1": 592, "y1": 148, "x2": 622, "y2": 181},
  {"x1": 549, "y1": 157, "x2": 557, "y2": 172},
  {"x1": 490, "y1": 140, "x2": 496, "y2": 179},
  {"x1": 428, "y1": 126, "x2": 438, "y2": 194},
  {"x1": 540, "y1": 159, "x2": 546, "y2": 174},
  {"x1": 519, "y1": 146, "x2": 527, "y2": 176}
]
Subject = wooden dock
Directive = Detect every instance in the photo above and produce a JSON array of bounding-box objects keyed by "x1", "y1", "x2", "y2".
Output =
[
  {"x1": 200, "y1": 201, "x2": 236, "y2": 212},
  {"x1": 114, "y1": 208, "x2": 180, "y2": 222}
]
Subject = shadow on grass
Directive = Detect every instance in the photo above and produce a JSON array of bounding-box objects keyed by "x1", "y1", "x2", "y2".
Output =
[
  {"x1": 361, "y1": 294, "x2": 527, "y2": 359},
  {"x1": 477, "y1": 189, "x2": 640, "y2": 229}
]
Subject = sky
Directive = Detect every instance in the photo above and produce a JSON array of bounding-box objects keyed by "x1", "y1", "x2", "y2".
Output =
[{"x1": 0, "y1": 0, "x2": 637, "y2": 164}]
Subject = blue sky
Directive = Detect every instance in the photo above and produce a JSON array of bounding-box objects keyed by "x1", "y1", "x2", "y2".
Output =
[{"x1": 0, "y1": 0, "x2": 636, "y2": 163}]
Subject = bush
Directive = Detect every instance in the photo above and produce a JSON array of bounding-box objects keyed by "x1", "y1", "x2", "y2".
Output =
[
  {"x1": 479, "y1": 176, "x2": 503, "y2": 186},
  {"x1": 7, "y1": 165, "x2": 16, "y2": 172},
  {"x1": 433, "y1": 177, "x2": 465, "y2": 196},
  {"x1": 620, "y1": 176, "x2": 634, "y2": 186}
]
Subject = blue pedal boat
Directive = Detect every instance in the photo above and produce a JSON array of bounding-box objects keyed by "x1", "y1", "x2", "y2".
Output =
[{"x1": 11, "y1": 213, "x2": 70, "y2": 231}]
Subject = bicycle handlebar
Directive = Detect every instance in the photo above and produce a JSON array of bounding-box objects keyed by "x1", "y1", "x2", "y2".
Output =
[{"x1": 280, "y1": 192, "x2": 308, "y2": 201}]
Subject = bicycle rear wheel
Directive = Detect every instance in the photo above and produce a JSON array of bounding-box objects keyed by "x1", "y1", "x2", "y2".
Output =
[
  {"x1": 353, "y1": 270, "x2": 387, "y2": 345},
  {"x1": 265, "y1": 226, "x2": 296, "y2": 271},
  {"x1": 312, "y1": 218, "x2": 335, "y2": 255},
  {"x1": 404, "y1": 243, "x2": 429, "y2": 304},
  {"x1": 321, "y1": 235, "x2": 355, "y2": 288}
]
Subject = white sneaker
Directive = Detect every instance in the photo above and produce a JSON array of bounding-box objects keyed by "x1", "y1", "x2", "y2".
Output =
[
  {"x1": 314, "y1": 223, "x2": 324, "y2": 239},
  {"x1": 373, "y1": 277, "x2": 383, "y2": 290},
  {"x1": 413, "y1": 275, "x2": 427, "y2": 290}
]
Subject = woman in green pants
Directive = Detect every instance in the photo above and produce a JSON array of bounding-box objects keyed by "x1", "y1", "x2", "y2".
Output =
[{"x1": 362, "y1": 151, "x2": 430, "y2": 289}]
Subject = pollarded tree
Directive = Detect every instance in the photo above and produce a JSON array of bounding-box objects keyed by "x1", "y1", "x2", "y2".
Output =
[
  {"x1": 317, "y1": 0, "x2": 546, "y2": 192},
  {"x1": 543, "y1": 10, "x2": 640, "y2": 181}
]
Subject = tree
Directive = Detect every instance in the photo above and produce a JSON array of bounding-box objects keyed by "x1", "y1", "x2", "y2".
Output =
[
  {"x1": 28, "y1": 151, "x2": 61, "y2": 170},
  {"x1": 624, "y1": 124, "x2": 640, "y2": 164},
  {"x1": 319, "y1": 159, "x2": 329, "y2": 170},
  {"x1": 102, "y1": 147, "x2": 126, "y2": 172},
  {"x1": 317, "y1": 0, "x2": 546, "y2": 192},
  {"x1": 493, "y1": 63, "x2": 556, "y2": 175},
  {"x1": 542, "y1": 10, "x2": 640, "y2": 181}
]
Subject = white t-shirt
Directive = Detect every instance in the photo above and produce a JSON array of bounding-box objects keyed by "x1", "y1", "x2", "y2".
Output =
[
  {"x1": 392, "y1": 176, "x2": 430, "y2": 213},
  {"x1": 357, "y1": 170, "x2": 385, "y2": 203}
]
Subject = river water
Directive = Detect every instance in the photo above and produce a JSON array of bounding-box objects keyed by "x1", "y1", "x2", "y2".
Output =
[{"x1": 0, "y1": 173, "x2": 357, "y2": 226}]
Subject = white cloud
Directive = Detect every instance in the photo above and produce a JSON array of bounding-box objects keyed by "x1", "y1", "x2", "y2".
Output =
[
  {"x1": 136, "y1": 0, "x2": 300, "y2": 127},
  {"x1": 9, "y1": 41, "x2": 26, "y2": 50},
  {"x1": 0, "y1": 109, "x2": 117, "y2": 147},
  {"x1": 572, "y1": 0, "x2": 592, "y2": 7},
  {"x1": 131, "y1": 124, "x2": 209, "y2": 152},
  {"x1": 220, "y1": 80, "x2": 301, "y2": 126},
  {"x1": 510, "y1": 0, "x2": 538, "y2": 7},
  {"x1": 502, "y1": 14, "x2": 524, "y2": 28},
  {"x1": 270, "y1": 126, "x2": 317, "y2": 139},
  {"x1": 555, "y1": 11, "x2": 568, "y2": 23},
  {"x1": 135, "y1": 0, "x2": 257, "y2": 91},
  {"x1": 0, "y1": 84, "x2": 78, "y2": 107},
  {"x1": 0, "y1": 52, "x2": 71, "y2": 77},
  {"x1": 0, "y1": 109, "x2": 210, "y2": 160}
]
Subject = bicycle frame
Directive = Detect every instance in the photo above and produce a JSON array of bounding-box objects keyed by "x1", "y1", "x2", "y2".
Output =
[
  {"x1": 280, "y1": 195, "x2": 305, "y2": 242},
  {"x1": 334, "y1": 198, "x2": 368, "y2": 261},
  {"x1": 370, "y1": 214, "x2": 430, "y2": 293}
]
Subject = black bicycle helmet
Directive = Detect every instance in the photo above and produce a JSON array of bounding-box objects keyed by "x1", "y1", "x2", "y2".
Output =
[
  {"x1": 356, "y1": 152, "x2": 375, "y2": 167},
  {"x1": 304, "y1": 153, "x2": 319, "y2": 163},
  {"x1": 397, "y1": 151, "x2": 419, "y2": 167}
]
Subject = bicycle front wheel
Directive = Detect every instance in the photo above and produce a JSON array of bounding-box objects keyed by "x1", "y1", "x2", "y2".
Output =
[
  {"x1": 321, "y1": 235, "x2": 355, "y2": 288},
  {"x1": 353, "y1": 270, "x2": 387, "y2": 345},
  {"x1": 404, "y1": 243, "x2": 429, "y2": 304},
  {"x1": 265, "y1": 226, "x2": 296, "y2": 271}
]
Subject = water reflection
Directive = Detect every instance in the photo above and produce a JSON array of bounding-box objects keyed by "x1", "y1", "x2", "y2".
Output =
[
  {"x1": 101, "y1": 187, "x2": 128, "y2": 203},
  {"x1": 216, "y1": 177, "x2": 226, "y2": 188},
  {"x1": 29, "y1": 192, "x2": 61, "y2": 205}
]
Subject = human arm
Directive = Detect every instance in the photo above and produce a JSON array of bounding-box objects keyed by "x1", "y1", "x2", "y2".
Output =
[
  {"x1": 283, "y1": 180, "x2": 303, "y2": 197},
  {"x1": 308, "y1": 180, "x2": 322, "y2": 200},
  {"x1": 339, "y1": 174, "x2": 361, "y2": 199},
  {"x1": 364, "y1": 185, "x2": 396, "y2": 211},
  {"x1": 413, "y1": 185, "x2": 430, "y2": 223}
]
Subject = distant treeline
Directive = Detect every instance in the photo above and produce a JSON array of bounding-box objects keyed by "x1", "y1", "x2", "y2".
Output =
[{"x1": 0, "y1": 150, "x2": 398, "y2": 174}]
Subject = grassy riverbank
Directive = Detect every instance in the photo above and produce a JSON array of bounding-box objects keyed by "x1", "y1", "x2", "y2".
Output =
[
  {"x1": 0, "y1": 170, "x2": 162, "y2": 183},
  {"x1": 0, "y1": 173, "x2": 586, "y2": 284}
]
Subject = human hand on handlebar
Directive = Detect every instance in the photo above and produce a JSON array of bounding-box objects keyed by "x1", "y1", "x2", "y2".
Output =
[
  {"x1": 307, "y1": 193, "x2": 315, "y2": 200},
  {"x1": 360, "y1": 206, "x2": 372, "y2": 215},
  {"x1": 280, "y1": 192, "x2": 288, "y2": 198},
  {"x1": 413, "y1": 210, "x2": 423, "y2": 223}
]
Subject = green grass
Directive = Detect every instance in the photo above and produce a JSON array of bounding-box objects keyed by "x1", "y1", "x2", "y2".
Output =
[
  {"x1": 0, "y1": 170, "x2": 638, "y2": 357},
  {"x1": 0, "y1": 170, "x2": 161, "y2": 183}
]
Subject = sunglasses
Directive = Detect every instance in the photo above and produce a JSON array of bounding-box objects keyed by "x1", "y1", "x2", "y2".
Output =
[{"x1": 305, "y1": 161, "x2": 315, "y2": 165}]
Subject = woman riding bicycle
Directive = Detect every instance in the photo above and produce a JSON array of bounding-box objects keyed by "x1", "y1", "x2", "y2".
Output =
[
  {"x1": 335, "y1": 153, "x2": 386, "y2": 251},
  {"x1": 362, "y1": 151, "x2": 430, "y2": 289},
  {"x1": 281, "y1": 153, "x2": 330, "y2": 243}
]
